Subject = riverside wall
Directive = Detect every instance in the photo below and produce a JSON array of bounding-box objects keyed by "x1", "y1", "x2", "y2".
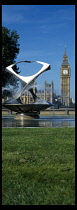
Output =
[{"x1": 2, "y1": 107, "x2": 75, "y2": 116}]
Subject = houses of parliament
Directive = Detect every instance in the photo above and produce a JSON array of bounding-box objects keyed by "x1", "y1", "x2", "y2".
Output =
[{"x1": 20, "y1": 48, "x2": 73, "y2": 107}]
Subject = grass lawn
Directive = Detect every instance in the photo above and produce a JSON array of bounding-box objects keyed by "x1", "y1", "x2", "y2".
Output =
[{"x1": 2, "y1": 127, "x2": 75, "y2": 205}]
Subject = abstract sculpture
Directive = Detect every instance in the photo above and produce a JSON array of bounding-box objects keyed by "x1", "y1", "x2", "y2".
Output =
[{"x1": 3, "y1": 61, "x2": 54, "y2": 119}]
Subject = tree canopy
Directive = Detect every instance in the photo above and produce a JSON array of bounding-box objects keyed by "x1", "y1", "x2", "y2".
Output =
[{"x1": 2, "y1": 26, "x2": 20, "y2": 87}]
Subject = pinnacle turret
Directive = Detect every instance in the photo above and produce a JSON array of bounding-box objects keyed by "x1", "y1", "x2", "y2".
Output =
[{"x1": 61, "y1": 46, "x2": 69, "y2": 66}]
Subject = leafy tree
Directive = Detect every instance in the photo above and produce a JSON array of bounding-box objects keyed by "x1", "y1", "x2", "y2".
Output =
[{"x1": 2, "y1": 26, "x2": 20, "y2": 87}]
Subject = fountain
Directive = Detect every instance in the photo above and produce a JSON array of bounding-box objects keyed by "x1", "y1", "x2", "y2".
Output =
[{"x1": 2, "y1": 60, "x2": 54, "y2": 119}]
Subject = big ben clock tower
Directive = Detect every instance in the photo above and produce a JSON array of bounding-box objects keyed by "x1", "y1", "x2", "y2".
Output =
[{"x1": 60, "y1": 47, "x2": 71, "y2": 106}]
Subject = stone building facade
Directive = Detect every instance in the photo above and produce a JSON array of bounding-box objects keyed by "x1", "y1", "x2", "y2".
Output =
[
  {"x1": 60, "y1": 48, "x2": 71, "y2": 106},
  {"x1": 20, "y1": 80, "x2": 54, "y2": 104}
]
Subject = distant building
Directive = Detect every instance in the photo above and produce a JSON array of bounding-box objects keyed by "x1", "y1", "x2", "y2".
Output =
[
  {"x1": 44, "y1": 81, "x2": 54, "y2": 103},
  {"x1": 20, "y1": 81, "x2": 55, "y2": 104},
  {"x1": 20, "y1": 82, "x2": 37, "y2": 104},
  {"x1": 60, "y1": 47, "x2": 71, "y2": 106}
]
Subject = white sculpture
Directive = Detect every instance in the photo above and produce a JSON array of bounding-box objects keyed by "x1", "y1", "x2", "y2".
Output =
[
  {"x1": 6, "y1": 61, "x2": 50, "y2": 83},
  {"x1": 6, "y1": 61, "x2": 50, "y2": 99},
  {"x1": 3, "y1": 60, "x2": 53, "y2": 116}
]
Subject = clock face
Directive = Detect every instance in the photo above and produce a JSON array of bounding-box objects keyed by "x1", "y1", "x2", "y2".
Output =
[{"x1": 63, "y1": 70, "x2": 68, "y2": 75}]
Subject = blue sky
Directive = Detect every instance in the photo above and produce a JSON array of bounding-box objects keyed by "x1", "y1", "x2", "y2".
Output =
[{"x1": 2, "y1": 5, "x2": 75, "y2": 101}]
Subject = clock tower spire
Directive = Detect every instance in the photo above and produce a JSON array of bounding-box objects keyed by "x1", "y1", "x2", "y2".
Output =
[{"x1": 60, "y1": 47, "x2": 71, "y2": 106}]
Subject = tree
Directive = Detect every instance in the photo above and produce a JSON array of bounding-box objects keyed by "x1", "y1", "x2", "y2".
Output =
[{"x1": 2, "y1": 26, "x2": 20, "y2": 87}]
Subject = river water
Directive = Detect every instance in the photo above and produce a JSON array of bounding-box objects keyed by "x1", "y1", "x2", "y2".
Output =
[{"x1": 2, "y1": 116, "x2": 75, "y2": 128}]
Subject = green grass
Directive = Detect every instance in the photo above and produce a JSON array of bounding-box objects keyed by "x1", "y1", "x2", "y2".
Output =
[{"x1": 2, "y1": 127, "x2": 75, "y2": 205}]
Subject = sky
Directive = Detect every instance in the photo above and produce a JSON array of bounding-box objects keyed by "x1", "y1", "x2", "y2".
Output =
[{"x1": 2, "y1": 5, "x2": 75, "y2": 101}]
